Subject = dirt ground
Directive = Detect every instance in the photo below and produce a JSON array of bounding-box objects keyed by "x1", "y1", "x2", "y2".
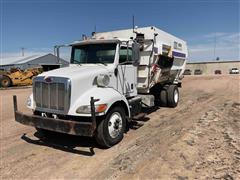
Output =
[{"x1": 0, "y1": 75, "x2": 240, "y2": 180}]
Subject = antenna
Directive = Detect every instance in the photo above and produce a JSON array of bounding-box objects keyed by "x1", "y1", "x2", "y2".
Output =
[
  {"x1": 92, "y1": 25, "x2": 97, "y2": 37},
  {"x1": 21, "y1": 47, "x2": 25, "y2": 57}
]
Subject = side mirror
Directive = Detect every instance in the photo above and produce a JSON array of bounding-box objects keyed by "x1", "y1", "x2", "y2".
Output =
[{"x1": 132, "y1": 42, "x2": 140, "y2": 66}]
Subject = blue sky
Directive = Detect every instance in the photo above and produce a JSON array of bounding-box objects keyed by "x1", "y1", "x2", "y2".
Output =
[{"x1": 0, "y1": 0, "x2": 239, "y2": 63}]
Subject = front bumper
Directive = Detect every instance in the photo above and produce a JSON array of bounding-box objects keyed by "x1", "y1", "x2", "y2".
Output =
[{"x1": 13, "y1": 95, "x2": 99, "y2": 137}]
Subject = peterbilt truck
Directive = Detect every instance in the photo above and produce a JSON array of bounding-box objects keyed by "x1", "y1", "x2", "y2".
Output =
[{"x1": 14, "y1": 26, "x2": 188, "y2": 147}]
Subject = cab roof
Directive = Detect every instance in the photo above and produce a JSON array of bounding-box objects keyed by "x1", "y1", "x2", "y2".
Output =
[{"x1": 70, "y1": 38, "x2": 130, "y2": 46}]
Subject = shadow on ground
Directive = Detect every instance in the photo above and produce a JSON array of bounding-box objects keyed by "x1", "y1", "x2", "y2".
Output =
[
  {"x1": 21, "y1": 132, "x2": 98, "y2": 156},
  {"x1": 129, "y1": 106, "x2": 160, "y2": 129}
]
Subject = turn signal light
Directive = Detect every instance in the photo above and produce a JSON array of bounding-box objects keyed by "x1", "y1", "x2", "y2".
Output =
[{"x1": 96, "y1": 104, "x2": 107, "y2": 113}]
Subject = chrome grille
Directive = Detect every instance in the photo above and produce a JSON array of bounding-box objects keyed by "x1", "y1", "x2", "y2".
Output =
[{"x1": 33, "y1": 77, "x2": 71, "y2": 114}]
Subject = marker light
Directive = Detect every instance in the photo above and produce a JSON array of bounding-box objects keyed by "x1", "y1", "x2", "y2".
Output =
[{"x1": 76, "y1": 104, "x2": 107, "y2": 114}]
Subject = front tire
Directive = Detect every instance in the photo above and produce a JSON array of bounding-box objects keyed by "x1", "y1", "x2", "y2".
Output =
[
  {"x1": 95, "y1": 106, "x2": 126, "y2": 148},
  {"x1": 0, "y1": 76, "x2": 12, "y2": 87}
]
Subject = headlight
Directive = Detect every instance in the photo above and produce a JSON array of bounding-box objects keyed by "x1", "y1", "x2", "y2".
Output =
[
  {"x1": 26, "y1": 96, "x2": 31, "y2": 107},
  {"x1": 96, "y1": 74, "x2": 110, "y2": 87},
  {"x1": 76, "y1": 104, "x2": 107, "y2": 114}
]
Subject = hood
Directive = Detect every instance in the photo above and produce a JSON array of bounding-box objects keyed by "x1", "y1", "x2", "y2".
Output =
[
  {"x1": 40, "y1": 64, "x2": 112, "y2": 81},
  {"x1": 37, "y1": 64, "x2": 115, "y2": 111}
]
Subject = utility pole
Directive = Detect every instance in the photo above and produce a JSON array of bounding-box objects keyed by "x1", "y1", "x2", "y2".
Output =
[
  {"x1": 21, "y1": 47, "x2": 25, "y2": 57},
  {"x1": 213, "y1": 32, "x2": 216, "y2": 60}
]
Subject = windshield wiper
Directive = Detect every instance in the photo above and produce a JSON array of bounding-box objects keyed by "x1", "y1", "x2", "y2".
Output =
[
  {"x1": 119, "y1": 61, "x2": 133, "y2": 65},
  {"x1": 72, "y1": 60, "x2": 81, "y2": 64},
  {"x1": 72, "y1": 59, "x2": 107, "y2": 66},
  {"x1": 72, "y1": 60, "x2": 83, "y2": 66},
  {"x1": 97, "y1": 60, "x2": 107, "y2": 66}
]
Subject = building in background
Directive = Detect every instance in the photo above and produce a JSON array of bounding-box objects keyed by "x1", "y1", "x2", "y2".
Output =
[
  {"x1": 0, "y1": 53, "x2": 69, "y2": 71},
  {"x1": 186, "y1": 60, "x2": 240, "y2": 75}
]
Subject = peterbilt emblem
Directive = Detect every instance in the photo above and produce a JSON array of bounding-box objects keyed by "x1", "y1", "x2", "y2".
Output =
[{"x1": 44, "y1": 76, "x2": 52, "y2": 83}]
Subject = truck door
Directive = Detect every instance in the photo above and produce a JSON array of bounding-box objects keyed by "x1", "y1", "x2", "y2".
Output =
[{"x1": 117, "y1": 46, "x2": 137, "y2": 97}]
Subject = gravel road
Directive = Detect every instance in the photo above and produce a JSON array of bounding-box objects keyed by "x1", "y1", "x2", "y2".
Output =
[{"x1": 1, "y1": 75, "x2": 239, "y2": 179}]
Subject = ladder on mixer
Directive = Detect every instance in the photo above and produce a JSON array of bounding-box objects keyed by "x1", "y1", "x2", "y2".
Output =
[{"x1": 137, "y1": 39, "x2": 156, "y2": 93}]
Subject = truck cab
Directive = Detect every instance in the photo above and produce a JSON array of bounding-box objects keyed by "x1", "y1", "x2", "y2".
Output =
[{"x1": 15, "y1": 38, "x2": 141, "y2": 147}]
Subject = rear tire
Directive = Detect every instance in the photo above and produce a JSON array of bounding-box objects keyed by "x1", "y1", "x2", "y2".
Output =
[
  {"x1": 166, "y1": 85, "x2": 179, "y2": 107},
  {"x1": 159, "y1": 89, "x2": 168, "y2": 106},
  {"x1": 0, "y1": 76, "x2": 11, "y2": 87},
  {"x1": 151, "y1": 85, "x2": 168, "y2": 107},
  {"x1": 95, "y1": 106, "x2": 126, "y2": 148}
]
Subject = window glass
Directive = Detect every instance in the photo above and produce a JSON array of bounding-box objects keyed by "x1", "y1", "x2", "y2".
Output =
[
  {"x1": 73, "y1": 49, "x2": 82, "y2": 62},
  {"x1": 119, "y1": 46, "x2": 132, "y2": 63},
  {"x1": 71, "y1": 43, "x2": 116, "y2": 64}
]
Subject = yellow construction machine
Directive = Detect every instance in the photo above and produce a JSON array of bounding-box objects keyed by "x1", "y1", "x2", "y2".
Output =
[{"x1": 0, "y1": 68, "x2": 42, "y2": 88}]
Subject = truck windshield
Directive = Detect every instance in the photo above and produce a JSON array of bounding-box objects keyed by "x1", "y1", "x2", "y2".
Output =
[{"x1": 71, "y1": 43, "x2": 116, "y2": 64}]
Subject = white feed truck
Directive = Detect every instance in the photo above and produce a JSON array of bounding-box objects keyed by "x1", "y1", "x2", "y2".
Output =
[{"x1": 13, "y1": 26, "x2": 188, "y2": 147}]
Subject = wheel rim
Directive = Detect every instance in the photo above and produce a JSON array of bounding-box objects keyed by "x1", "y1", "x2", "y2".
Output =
[
  {"x1": 108, "y1": 112, "x2": 123, "y2": 138},
  {"x1": 174, "y1": 89, "x2": 179, "y2": 103}
]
